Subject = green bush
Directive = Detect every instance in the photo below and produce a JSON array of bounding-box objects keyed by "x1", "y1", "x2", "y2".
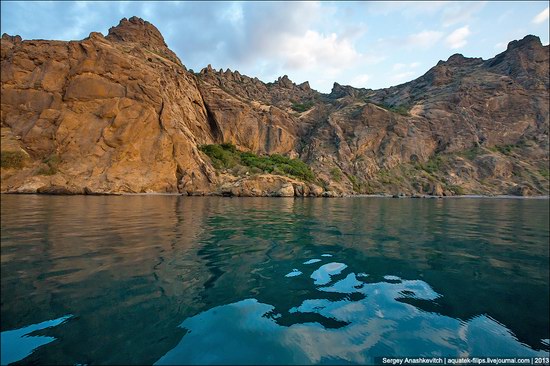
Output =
[
  {"x1": 447, "y1": 185, "x2": 465, "y2": 195},
  {"x1": 364, "y1": 100, "x2": 410, "y2": 116},
  {"x1": 0, "y1": 151, "x2": 27, "y2": 169},
  {"x1": 220, "y1": 142, "x2": 237, "y2": 152},
  {"x1": 330, "y1": 167, "x2": 342, "y2": 182},
  {"x1": 198, "y1": 144, "x2": 239, "y2": 169},
  {"x1": 291, "y1": 100, "x2": 314, "y2": 113},
  {"x1": 459, "y1": 147, "x2": 484, "y2": 161},
  {"x1": 494, "y1": 144, "x2": 515, "y2": 155},
  {"x1": 417, "y1": 155, "x2": 444, "y2": 174},
  {"x1": 348, "y1": 174, "x2": 367, "y2": 193},
  {"x1": 425, "y1": 156, "x2": 443, "y2": 173},
  {"x1": 388, "y1": 105, "x2": 410, "y2": 116},
  {"x1": 199, "y1": 143, "x2": 315, "y2": 181},
  {"x1": 36, "y1": 154, "x2": 60, "y2": 175}
]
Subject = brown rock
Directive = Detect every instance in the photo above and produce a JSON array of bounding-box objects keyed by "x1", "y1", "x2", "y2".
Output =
[
  {"x1": 275, "y1": 183, "x2": 295, "y2": 197},
  {"x1": 64, "y1": 74, "x2": 125, "y2": 101},
  {"x1": 474, "y1": 154, "x2": 513, "y2": 179},
  {"x1": 0, "y1": 20, "x2": 547, "y2": 197}
]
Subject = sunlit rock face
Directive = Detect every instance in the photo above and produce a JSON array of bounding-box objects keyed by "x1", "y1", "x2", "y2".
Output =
[
  {"x1": 1, "y1": 21, "x2": 217, "y2": 194},
  {"x1": 1, "y1": 18, "x2": 548, "y2": 196}
]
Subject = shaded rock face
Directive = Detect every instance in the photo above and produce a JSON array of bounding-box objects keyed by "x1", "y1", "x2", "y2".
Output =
[{"x1": 1, "y1": 20, "x2": 548, "y2": 196}]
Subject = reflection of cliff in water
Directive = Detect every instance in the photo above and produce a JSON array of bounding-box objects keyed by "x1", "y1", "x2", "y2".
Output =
[
  {"x1": 2, "y1": 196, "x2": 214, "y2": 364},
  {"x1": 185, "y1": 198, "x2": 549, "y2": 353},
  {"x1": 1, "y1": 196, "x2": 549, "y2": 364}
]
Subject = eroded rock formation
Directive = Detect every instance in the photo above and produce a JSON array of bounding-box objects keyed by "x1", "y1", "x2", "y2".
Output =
[{"x1": 1, "y1": 18, "x2": 548, "y2": 196}]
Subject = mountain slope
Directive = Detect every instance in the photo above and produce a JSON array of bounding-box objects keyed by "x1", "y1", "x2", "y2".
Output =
[{"x1": 1, "y1": 17, "x2": 548, "y2": 196}]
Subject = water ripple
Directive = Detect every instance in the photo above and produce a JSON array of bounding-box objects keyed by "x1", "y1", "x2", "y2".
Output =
[
  {"x1": 1, "y1": 196, "x2": 548, "y2": 364},
  {"x1": 157, "y1": 254, "x2": 547, "y2": 365}
]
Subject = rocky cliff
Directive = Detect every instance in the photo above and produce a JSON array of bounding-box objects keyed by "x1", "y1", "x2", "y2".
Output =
[{"x1": 1, "y1": 17, "x2": 548, "y2": 196}]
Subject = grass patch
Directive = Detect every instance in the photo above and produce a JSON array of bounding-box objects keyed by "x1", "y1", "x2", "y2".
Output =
[
  {"x1": 539, "y1": 168, "x2": 549, "y2": 180},
  {"x1": 348, "y1": 174, "x2": 373, "y2": 193},
  {"x1": 493, "y1": 145, "x2": 514, "y2": 155},
  {"x1": 447, "y1": 184, "x2": 465, "y2": 195},
  {"x1": 387, "y1": 105, "x2": 410, "y2": 116},
  {"x1": 488, "y1": 141, "x2": 528, "y2": 156},
  {"x1": 363, "y1": 98, "x2": 410, "y2": 116},
  {"x1": 459, "y1": 147, "x2": 484, "y2": 161},
  {"x1": 416, "y1": 155, "x2": 445, "y2": 174},
  {"x1": 377, "y1": 168, "x2": 404, "y2": 185},
  {"x1": 330, "y1": 167, "x2": 342, "y2": 182},
  {"x1": 0, "y1": 151, "x2": 27, "y2": 169},
  {"x1": 36, "y1": 154, "x2": 59, "y2": 175},
  {"x1": 199, "y1": 143, "x2": 315, "y2": 182},
  {"x1": 291, "y1": 100, "x2": 314, "y2": 113}
]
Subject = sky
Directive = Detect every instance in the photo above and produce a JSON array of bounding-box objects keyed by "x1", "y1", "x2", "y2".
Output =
[{"x1": 1, "y1": 1, "x2": 549, "y2": 93}]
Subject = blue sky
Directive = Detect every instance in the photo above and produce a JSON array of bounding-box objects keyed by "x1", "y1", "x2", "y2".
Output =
[{"x1": 1, "y1": 1, "x2": 549, "y2": 92}]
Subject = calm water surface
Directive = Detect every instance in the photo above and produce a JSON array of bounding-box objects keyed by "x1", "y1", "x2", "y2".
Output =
[{"x1": 1, "y1": 195, "x2": 549, "y2": 365}]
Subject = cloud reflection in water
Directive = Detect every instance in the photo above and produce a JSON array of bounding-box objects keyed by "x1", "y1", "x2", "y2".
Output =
[
  {"x1": 1, "y1": 315, "x2": 72, "y2": 365},
  {"x1": 156, "y1": 259, "x2": 547, "y2": 365}
]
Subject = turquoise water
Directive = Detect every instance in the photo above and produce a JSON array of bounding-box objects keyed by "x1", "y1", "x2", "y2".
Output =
[{"x1": 1, "y1": 195, "x2": 549, "y2": 364}]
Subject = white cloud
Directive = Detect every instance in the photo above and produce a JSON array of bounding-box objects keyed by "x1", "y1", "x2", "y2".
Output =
[
  {"x1": 349, "y1": 73, "x2": 371, "y2": 87},
  {"x1": 280, "y1": 30, "x2": 361, "y2": 70},
  {"x1": 532, "y1": 7, "x2": 549, "y2": 24},
  {"x1": 445, "y1": 26, "x2": 471, "y2": 49},
  {"x1": 406, "y1": 30, "x2": 443, "y2": 48},
  {"x1": 441, "y1": 2, "x2": 486, "y2": 27}
]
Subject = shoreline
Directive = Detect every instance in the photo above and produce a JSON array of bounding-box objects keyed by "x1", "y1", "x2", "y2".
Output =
[{"x1": 1, "y1": 192, "x2": 548, "y2": 199}]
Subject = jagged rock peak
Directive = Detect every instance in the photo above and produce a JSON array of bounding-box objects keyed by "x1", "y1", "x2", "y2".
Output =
[
  {"x1": 436, "y1": 53, "x2": 482, "y2": 67},
  {"x1": 85, "y1": 32, "x2": 105, "y2": 41},
  {"x1": 507, "y1": 35, "x2": 542, "y2": 51},
  {"x1": 200, "y1": 64, "x2": 214, "y2": 74},
  {"x1": 448, "y1": 53, "x2": 466, "y2": 61},
  {"x1": 106, "y1": 16, "x2": 182, "y2": 66},
  {"x1": 329, "y1": 82, "x2": 358, "y2": 98},
  {"x1": 200, "y1": 65, "x2": 250, "y2": 82},
  {"x1": 298, "y1": 81, "x2": 311, "y2": 91},
  {"x1": 275, "y1": 75, "x2": 294, "y2": 88},
  {"x1": 1, "y1": 33, "x2": 22, "y2": 43},
  {"x1": 446, "y1": 53, "x2": 483, "y2": 66},
  {"x1": 106, "y1": 16, "x2": 164, "y2": 44}
]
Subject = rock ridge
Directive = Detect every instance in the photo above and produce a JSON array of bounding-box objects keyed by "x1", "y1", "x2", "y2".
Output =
[{"x1": 1, "y1": 19, "x2": 548, "y2": 196}]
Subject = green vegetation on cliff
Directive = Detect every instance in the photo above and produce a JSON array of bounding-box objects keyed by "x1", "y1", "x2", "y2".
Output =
[
  {"x1": 363, "y1": 98, "x2": 411, "y2": 116},
  {"x1": 0, "y1": 151, "x2": 26, "y2": 169},
  {"x1": 36, "y1": 154, "x2": 60, "y2": 176},
  {"x1": 385, "y1": 104, "x2": 410, "y2": 116},
  {"x1": 200, "y1": 143, "x2": 315, "y2": 182},
  {"x1": 291, "y1": 100, "x2": 314, "y2": 113}
]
